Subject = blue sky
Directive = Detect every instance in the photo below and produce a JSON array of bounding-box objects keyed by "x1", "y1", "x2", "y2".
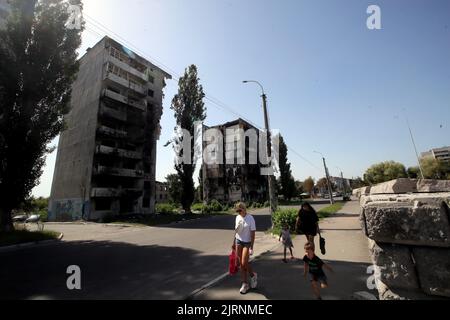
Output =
[{"x1": 33, "y1": 0, "x2": 450, "y2": 197}]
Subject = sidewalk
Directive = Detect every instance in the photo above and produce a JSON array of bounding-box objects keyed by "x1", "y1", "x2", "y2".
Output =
[{"x1": 193, "y1": 200, "x2": 377, "y2": 300}]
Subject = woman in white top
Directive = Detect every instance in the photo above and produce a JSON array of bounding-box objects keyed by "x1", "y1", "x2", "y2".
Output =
[{"x1": 232, "y1": 202, "x2": 258, "y2": 295}]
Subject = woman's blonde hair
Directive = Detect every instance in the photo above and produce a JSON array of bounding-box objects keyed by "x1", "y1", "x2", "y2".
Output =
[{"x1": 235, "y1": 202, "x2": 247, "y2": 212}]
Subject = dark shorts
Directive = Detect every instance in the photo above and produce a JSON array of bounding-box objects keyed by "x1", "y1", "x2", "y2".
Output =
[
  {"x1": 310, "y1": 274, "x2": 328, "y2": 285},
  {"x1": 303, "y1": 229, "x2": 318, "y2": 237},
  {"x1": 236, "y1": 239, "x2": 252, "y2": 248}
]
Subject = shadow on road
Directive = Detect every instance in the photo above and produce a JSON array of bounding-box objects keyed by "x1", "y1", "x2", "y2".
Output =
[
  {"x1": 0, "y1": 240, "x2": 229, "y2": 300},
  {"x1": 195, "y1": 251, "x2": 377, "y2": 300},
  {"x1": 158, "y1": 214, "x2": 273, "y2": 232}
]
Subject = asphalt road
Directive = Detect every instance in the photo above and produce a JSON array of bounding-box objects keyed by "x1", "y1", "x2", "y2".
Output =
[{"x1": 0, "y1": 202, "x2": 329, "y2": 300}]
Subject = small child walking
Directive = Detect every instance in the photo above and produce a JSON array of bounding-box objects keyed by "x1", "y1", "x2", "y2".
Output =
[
  {"x1": 279, "y1": 224, "x2": 295, "y2": 263},
  {"x1": 303, "y1": 242, "x2": 333, "y2": 300}
]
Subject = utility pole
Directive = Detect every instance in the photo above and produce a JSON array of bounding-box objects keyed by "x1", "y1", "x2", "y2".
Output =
[
  {"x1": 323, "y1": 158, "x2": 335, "y2": 205},
  {"x1": 262, "y1": 92, "x2": 278, "y2": 221},
  {"x1": 336, "y1": 166, "x2": 347, "y2": 197},
  {"x1": 405, "y1": 115, "x2": 425, "y2": 179},
  {"x1": 315, "y1": 151, "x2": 334, "y2": 205},
  {"x1": 243, "y1": 80, "x2": 277, "y2": 227}
]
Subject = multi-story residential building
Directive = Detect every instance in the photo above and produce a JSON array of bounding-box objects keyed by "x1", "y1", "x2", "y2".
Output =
[
  {"x1": 421, "y1": 146, "x2": 450, "y2": 162},
  {"x1": 155, "y1": 181, "x2": 170, "y2": 204},
  {"x1": 202, "y1": 118, "x2": 269, "y2": 204},
  {"x1": 49, "y1": 36, "x2": 171, "y2": 221}
]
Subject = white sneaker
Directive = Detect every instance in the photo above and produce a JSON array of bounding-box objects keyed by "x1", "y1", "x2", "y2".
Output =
[
  {"x1": 240, "y1": 283, "x2": 250, "y2": 295},
  {"x1": 250, "y1": 273, "x2": 258, "y2": 289}
]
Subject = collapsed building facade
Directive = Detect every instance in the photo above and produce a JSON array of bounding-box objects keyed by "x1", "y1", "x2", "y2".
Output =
[
  {"x1": 202, "y1": 119, "x2": 269, "y2": 204},
  {"x1": 49, "y1": 36, "x2": 171, "y2": 221}
]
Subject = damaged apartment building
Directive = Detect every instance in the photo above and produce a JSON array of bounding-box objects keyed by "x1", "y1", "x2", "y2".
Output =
[
  {"x1": 202, "y1": 119, "x2": 269, "y2": 204},
  {"x1": 49, "y1": 36, "x2": 171, "y2": 221}
]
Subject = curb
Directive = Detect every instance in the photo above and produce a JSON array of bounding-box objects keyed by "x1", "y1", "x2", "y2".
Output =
[
  {"x1": 185, "y1": 240, "x2": 283, "y2": 300},
  {"x1": 0, "y1": 233, "x2": 64, "y2": 253}
]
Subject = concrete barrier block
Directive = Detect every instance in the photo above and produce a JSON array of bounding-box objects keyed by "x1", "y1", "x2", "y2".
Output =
[
  {"x1": 370, "y1": 179, "x2": 418, "y2": 195},
  {"x1": 364, "y1": 202, "x2": 450, "y2": 247},
  {"x1": 417, "y1": 180, "x2": 450, "y2": 193},
  {"x1": 413, "y1": 247, "x2": 450, "y2": 298}
]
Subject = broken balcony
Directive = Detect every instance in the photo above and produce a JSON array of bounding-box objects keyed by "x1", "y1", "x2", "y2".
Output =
[
  {"x1": 94, "y1": 166, "x2": 144, "y2": 178},
  {"x1": 107, "y1": 54, "x2": 148, "y2": 83},
  {"x1": 97, "y1": 125, "x2": 128, "y2": 139},
  {"x1": 91, "y1": 188, "x2": 143, "y2": 198},
  {"x1": 104, "y1": 69, "x2": 146, "y2": 96},
  {"x1": 102, "y1": 89, "x2": 147, "y2": 112},
  {"x1": 95, "y1": 145, "x2": 142, "y2": 160},
  {"x1": 99, "y1": 105, "x2": 127, "y2": 122}
]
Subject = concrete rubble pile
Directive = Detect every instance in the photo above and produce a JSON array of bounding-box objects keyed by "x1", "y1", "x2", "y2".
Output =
[{"x1": 354, "y1": 179, "x2": 450, "y2": 300}]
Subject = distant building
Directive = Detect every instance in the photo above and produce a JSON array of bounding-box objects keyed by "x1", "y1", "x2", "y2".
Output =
[
  {"x1": 421, "y1": 147, "x2": 450, "y2": 162},
  {"x1": 202, "y1": 118, "x2": 268, "y2": 204},
  {"x1": 49, "y1": 36, "x2": 171, "y2": 221},
  {"x1": 155, "y1": 181, "x2": 170, "y2": 204}
]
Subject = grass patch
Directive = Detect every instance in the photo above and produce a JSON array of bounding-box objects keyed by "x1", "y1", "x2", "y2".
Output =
[
  {"x1": 317, "y1": 202, "x2": 345, "y2": 219},
  {"x1": 0, "y1": 230, "x2": 60, "y2": 247}
]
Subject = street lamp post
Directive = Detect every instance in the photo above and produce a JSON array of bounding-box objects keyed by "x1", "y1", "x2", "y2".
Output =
[
  {"x1": 314, "y1": 151, "x2": 334, "y2": 204},
  {"x1": 243, "y1": 80, "x2": 277, "y2": 225}
]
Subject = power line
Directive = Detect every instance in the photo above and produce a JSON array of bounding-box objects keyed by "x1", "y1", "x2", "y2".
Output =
[{"x1": 82, "y1": 15, "x2": 322, "y2": 173}]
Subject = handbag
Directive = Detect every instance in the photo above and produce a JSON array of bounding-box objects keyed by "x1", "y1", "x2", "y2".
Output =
[
  {"x1": 229, "y1": 249, "x2": 239, "y2": 275},
  {"x1": 319, "y1": 231, "x2": 326, "y2": 256}
]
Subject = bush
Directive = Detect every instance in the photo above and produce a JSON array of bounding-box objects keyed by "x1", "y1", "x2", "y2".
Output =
[
  {"x1": 191, "y1": 203, "x2": 204, "y2": 212},
  {"x1": 202, "y1": 205, "x2": 212, "y2": 214},
  {"x1": 273, "y1": 209, "x2": 298, "y2": 234},
  {"x1": 156, "y1": 203, "x2": 177, "y2": 214},
  {"x1": 38, "y1": 210, "x2": 49, "y2": 222},
  {"x1": 264, "y1": 201, "x2": 270, "y2": 208},
  {"x1": 209, "y1": 200, "x2": 223, "y2": 212}
]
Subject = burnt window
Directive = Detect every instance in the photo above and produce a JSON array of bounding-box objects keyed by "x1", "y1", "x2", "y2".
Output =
[
  {"x1": 148, "y1": 89, "x2": 154, "y2": 98},
  {"x1": 95, "y1": 199, "x2": 111, "y2": 211}
]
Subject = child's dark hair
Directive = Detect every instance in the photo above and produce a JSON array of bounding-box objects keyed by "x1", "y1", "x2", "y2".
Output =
[{"x1": 304, "y1": 242, "x2": 315, "y2": 251}]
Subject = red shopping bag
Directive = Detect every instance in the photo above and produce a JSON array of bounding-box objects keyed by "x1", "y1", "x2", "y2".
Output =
[{"x1": 229, "y1": 250, "x2": 239, "y2": 275}]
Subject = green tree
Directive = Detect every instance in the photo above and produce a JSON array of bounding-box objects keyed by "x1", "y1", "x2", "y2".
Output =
[
  {"x1": 295, "y1": 180, "x2": 304, "y2": 195},
  {"x1": 363, "y1": 161, "x2": 407, "y2": 185},
  {"x1": 277, "y1": 135, "x2": 297, "y2": 200},
  {"x1": 0, "y1": 0, "x2": 83, "y2": 232},
  {"x1": 420, "y1": 158, "x2": 450, "y2": 180},
  {"x1": 350, "y1": 177, "x2": 368, "y2": 189},
  {"x1": 170, "y1": 65, "x2": 206, "y2": 213},
  {"x1": 316, "y1": 178, "x2": 329, "y2": 192},
  {"x1": 303, "y1": 177, "x2": 315, "y2": 195},
  {"x1": 407, "y1": 166, "x2": 420, "y2": 179},
  {"x1": 166, "y1": 174, "x2": 182, "y2": 205}
]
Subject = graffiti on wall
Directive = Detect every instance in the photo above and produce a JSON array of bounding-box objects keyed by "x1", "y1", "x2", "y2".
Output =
[{"x1": 49, "y1": 199, "x2": 85, "y2": 222}]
